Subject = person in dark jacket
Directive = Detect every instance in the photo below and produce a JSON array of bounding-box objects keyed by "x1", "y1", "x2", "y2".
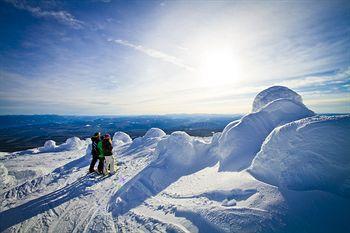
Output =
[
  {"x1": 102, "y1": 134, "x2": 115, "y2": 175},
  {"x1": 89, "y1": 132, "x2": 101, "y2": 173}
]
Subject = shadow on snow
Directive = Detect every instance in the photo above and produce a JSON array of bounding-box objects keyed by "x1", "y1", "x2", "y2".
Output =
[{"x1": 0, "y1": 154, "x2": 103, "y2": 231}]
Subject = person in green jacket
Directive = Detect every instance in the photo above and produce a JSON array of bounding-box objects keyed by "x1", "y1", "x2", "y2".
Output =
[{"x1": 97, "y1": 135, "x2": 105, "y2": 173}]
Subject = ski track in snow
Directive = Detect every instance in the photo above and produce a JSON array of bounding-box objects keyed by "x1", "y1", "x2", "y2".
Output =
[{"x1": 0, "y1": 147, "x2": 155, "y2": 233}]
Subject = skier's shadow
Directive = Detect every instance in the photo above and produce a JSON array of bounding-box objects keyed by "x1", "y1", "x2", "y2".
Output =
[{"x1": 0, "y1": 157, "x2": 102, "y2": 232}]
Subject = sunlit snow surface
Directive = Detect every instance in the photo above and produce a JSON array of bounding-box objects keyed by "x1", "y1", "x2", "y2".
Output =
[{"x1": 1, "y1": 86, "x2": 349, "y2": 233}]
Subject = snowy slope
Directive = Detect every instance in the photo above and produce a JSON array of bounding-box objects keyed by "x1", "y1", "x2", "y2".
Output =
[
  {"x1": 0, "y1": 135, "x2": 157, "y2": 232},
  {"x1": 1, "y1": 86, "x2": 350, "y2": 233}
]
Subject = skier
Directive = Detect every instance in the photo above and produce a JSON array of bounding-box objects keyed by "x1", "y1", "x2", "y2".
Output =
[
  {"x1": 97, "y1": 135, "x2": 105, "y2": 174},
  {"x1": 102, "y1": 134, "x2": 115, "y2": 175},
  {"x1": 89, "y1": 132, "x2": 101, "y2": 173}
]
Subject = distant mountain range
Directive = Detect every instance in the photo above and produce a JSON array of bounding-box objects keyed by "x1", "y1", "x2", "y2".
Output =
[{"x1": 0, "y1": 114, "x2": 241, "y2": 152}]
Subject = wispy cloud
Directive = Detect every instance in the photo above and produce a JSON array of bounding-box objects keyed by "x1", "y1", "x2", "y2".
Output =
[
  {"x1": 5, "y1": 0, "x2": 84, "y2": 29},
  {"x1": 108, "y1": 39, "x2": 195, "y2": 72},
  {"x1": 277, "y1": 67, "x2": 350, "y2": 89}
]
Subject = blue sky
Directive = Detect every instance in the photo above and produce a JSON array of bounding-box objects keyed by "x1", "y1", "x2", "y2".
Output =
[{"x1": 0, "y1": 0, "x2": 349, "y2": 115}]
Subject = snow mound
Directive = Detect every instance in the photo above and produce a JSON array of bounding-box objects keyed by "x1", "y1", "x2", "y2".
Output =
[
  {"x1": 38, "y1": 137, "x2": 85, "y2": 153},
  {"x1": 40, "y1": 140, "x2": 57, "y2": 152},
  {"x1": 60, "y1": 137, "x2": 85, "y2": 151},
  {"x1": 113, "y1": 132, "x2": 132, "y2": 147},
  {"x1": 221, "y1": 198, "x2": 237, "y2": 207},
  {"x1": 252, "y1": 86, "x2": 302, "y2": 112},
  {"x1": 0, "y1": 163, "x2": 15, "y2": 190},
  {"x1": 249, "y1": 115, "x2": 350, "y2": 197},
  {"x1": 128, "y1": 128, "x2": 166, "y2": 151},
  {"x1": 144, "y1": 128, "x2": 166, "y2": 138},
  {"x1": 110, "y1": 131, "x2": 215, "y2": 215},
  {"x1": 156, "y1": 131, "x2": 209, "y2": 166},
  {"x1": 215, "y1": 98, "x2": 315, "y2": 171}
]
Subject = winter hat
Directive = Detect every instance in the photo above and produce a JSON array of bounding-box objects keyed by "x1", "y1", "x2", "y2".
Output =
[{"x1": 104, "y1": 134, "x2": 111, "y2": 139}]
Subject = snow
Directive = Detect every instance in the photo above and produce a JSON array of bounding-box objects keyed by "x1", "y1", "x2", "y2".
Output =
[
  {"x1": 113, "y1": 131, "x2": 132, "y2": 147},
  {"x1": 156, "y1": 131, "x2": 212, "y2": 167},
  {"x1": 41, "y1": 140, "x2": 57, "y2": 152},
  {"x1": 144, "y1": 128, "x2": 166, "y2": 138},
  {"x1": 1, "y1": 86, "x2": 349, "y2": 233},
  {"x1": 60, "y1": 137, "x2": 86, "y2": 151},
  {"x1": 249, "y1": 115, "x2": 350, "y2": 197},
  {"x1": 0, "y1": 162, "x2": 15, "y2": 190},
  {"x1": 127, "y1": 164, "x2": 285, "y2": 233},
  {"x1": 221, "y1": 198, "x2": 237, "y2": 207},
  {"x1": 214, "y1": 97, "x2": 315, "y2": 171},
  {"x1": 109, "y1": 131, "x2": 216, "y2": 216},
  {"x1": 39, "y1": 137, "x2": 86, "y2": 153},
  {"x1": 127, "y1": 128, "x2": 166, "y2": 151},
  {"x1": 252, "y1": 85, "x2": 303, "y2": 112}
]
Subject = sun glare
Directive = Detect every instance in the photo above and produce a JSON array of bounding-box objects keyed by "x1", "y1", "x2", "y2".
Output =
[{"x1": 197, "y1": 48, "x2": 242, "y2": 87}]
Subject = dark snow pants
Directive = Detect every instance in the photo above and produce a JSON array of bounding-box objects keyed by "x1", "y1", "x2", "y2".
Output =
[
  {"x1": 89, "y1": 154, "x2": 99, "y2": 172},
  {"x1": 98, "y1": 157, "x2": 105, "y2": 173}
]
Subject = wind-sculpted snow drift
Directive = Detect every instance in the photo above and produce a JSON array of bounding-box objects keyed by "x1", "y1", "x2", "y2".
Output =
[
  {"x1": 1, "y1": 86, "x2": 350, "y2": 233},
  {"x1": 109, "y1": 131, "x2": 216, "y2": 215},
  {"x1": 213, "y1": 87, "x2": 315, "y2": 171},
  {"x1": 39, "y1": 137, "x2": 86, "y2": 153},
  {"x1": 249, "y1": 115, "x2": 350, "y2": 197},
  {"x1": 252, "y1": 85, "x2": 303, "y2": 112},
  {"x1": 0, "y1": 163, "x2": 15, "y2": 190},
  {"x1": 127, "y1": 128, "x2": 166, "y2": 152},
  {"x1": 113, "y1": 131, "x2": 132, "y2": 147}
]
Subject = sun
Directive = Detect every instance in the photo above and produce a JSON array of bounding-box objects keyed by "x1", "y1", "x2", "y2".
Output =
[{"x1": 196, "y1": 48, "x2": 241, "y2": 87}]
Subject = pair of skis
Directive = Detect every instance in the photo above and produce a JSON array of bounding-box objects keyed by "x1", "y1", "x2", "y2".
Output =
[{"x1": 88, "y1": 169, "x2": 115, "y2": 177}]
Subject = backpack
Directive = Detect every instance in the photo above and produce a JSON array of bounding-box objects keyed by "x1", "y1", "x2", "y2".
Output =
[
  {"x1": 102, "y1": 139, "x2": 113, "y2": 156},
  {"x1": 91, "y1": 137, "x2": 100, "y2": 156}
]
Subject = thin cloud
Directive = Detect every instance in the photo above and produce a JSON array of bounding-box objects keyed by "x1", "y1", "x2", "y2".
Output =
[
  {"x1": 5, "y1": 0, "x2": 84, "y2": 29},
  {"x1": 109, "y1": 39, "x2": 195, "y2": 72},
  {"x1": 277, "y1": 67, "x2": 350, "y2": 89}
]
